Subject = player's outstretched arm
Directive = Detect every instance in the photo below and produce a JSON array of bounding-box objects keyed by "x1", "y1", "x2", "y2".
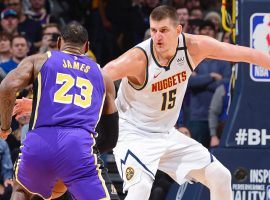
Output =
[
  {"x1": 103, "y1": 47, "x2": 147, "y2": 82},
  {"x1": 191, "y1": 34, "x2": 270, "y2": 70},
  {"x1": 95, "y1": 71, "x2": 119, "y2": 153},
  {"x1": 0, "y1": 53, "x2": 47, "y2": 139}
]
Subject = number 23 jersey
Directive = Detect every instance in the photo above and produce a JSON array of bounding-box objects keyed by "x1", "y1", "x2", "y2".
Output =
[
  {"x1": 116, "y1": 33, "x2": 194, "y2": 134},
  {"x1": 29, "y1": 50, "x2": 105, "y2": 135}
]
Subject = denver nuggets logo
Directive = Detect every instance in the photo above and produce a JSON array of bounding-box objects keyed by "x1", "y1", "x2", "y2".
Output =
[{"x1": 126, "y1": 167, "x2": 135, "y2": 181}]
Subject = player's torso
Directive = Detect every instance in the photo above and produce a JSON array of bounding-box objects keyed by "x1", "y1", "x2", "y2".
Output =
[
  {"x1": 29, "y1": 51, "x2": 105, "y2": 134},
  {"x1": 116, "y1": 34, "x2": 193, "y2": 134}
]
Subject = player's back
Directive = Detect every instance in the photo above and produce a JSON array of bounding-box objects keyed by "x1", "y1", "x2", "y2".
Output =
[{"x1": 29, "y1": 50, "x2": 105, "y2": 134}]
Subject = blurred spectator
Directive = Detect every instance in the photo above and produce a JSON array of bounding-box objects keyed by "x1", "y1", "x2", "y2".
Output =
[
  {"x1": 0, "y1": 139, "x2": 13, "y2": 200},
  {"x1": 208, "y1": 82, "x2": 230, "y2": 147},
  {"x1": 49, "y1": 0, "x2": 86, "y2": 25},
  {"x1": 188, "y1": 18, "x2": 203, "y2": 34},
  {"x1": 208, "y1": 30, "x2": 234, "y2": 147},
  {"x1": 0, "y1": 35, "x2": 28, "y2": 74},
  {"x1": 204, "y1": 11, "x2": 222, "y2": 34},
  {"x1": 39, "y1": 23, "x2": 60, "y2": 53},
  {"x1": 176, "y1": 6, "x2": 189, "y2": 32},
  {"x1": 166, "y1": 0, "x2": 185, "y2": 7},
  {"x1": 96, "y1": 0, "x2": 129, "y2": 66},
  {"x1": 125, "y1": 0, "x2": 146, "y2": 47},
  {"x1": 25, "y1": 0, "x2": 59, "y2": 26},
  {"x1": 5, "y1": 0, "x2": 42, "y2": 53},
  {"x1": 199, "y1": 20, "x2": 215, "y2": 38},
  {"x1": 189, "y1": 6, "x2": 203, "y2": 20},
  {"x1": 185, "y1": 0, "x2": 200, "y2": 10},
  {"x1": 0, "y1": 8, "x2": 19, "y2": 37},
  {"x1": 221, "y1": 31, "x2": 233, "y2": 43},
  {"x1": 187, "y1": 20, "x2": 231, "y2": 147},
  {"x1": 0, "y1": 33, "x2": 11, "y2": 64},
  {"x1": 142, "y1": 0, "x2": 160, "y2": 26}
]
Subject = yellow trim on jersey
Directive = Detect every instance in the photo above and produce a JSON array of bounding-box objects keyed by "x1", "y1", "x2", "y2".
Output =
[
  {"x1": 14, "y1": 145, "x2": 52, "y2": 200},
  {"x1": 90, "y1": 134, "x2": 110, "y2": 199},
  {"x1": 62, "y1": 50, "x2": 84, "y2": 56},
  {"x1": 46, "y1": 51, "x2": 52, "y2": 58},
  {"x1": 32, "y1": 73, "x2": 42, "y2": 129}
]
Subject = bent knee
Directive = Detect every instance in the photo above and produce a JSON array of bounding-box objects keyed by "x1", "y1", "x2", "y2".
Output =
[{"x1": 208, "y1": 162, "x2": 232, "y2": 186}]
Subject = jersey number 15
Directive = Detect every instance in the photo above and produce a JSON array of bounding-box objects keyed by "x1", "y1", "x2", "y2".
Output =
[
  {"x1": 161, "y1": 89, "x2": 177, "y2": 111},
  {"x1": 53, "y1": 73, "x2": 93, "y2": 108}
]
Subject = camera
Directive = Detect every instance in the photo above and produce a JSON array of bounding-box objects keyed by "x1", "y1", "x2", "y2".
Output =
[{"x1": 50, "y1": 33, "x2": 60, "y2": 42}]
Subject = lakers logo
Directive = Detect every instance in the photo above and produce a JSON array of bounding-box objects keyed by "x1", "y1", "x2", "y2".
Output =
[{"x1": 126, "y1": 167, "x2": 135, "y2": 181}]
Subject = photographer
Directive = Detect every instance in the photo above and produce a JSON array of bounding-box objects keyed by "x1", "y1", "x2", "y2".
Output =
[{"x1": 39, "y1": 23, "x2": 61, "y2": 53}]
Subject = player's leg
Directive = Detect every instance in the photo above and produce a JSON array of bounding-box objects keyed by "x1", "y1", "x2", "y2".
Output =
[
  {"x1": 187, "y1": 159, "x2": 232, "y2": 200},
  {"x1": 113, "y1": 131, "x2": 165, "y2": 200},
  {"x1": 125, "y1": 170, "x2": 153, "y2": 200},
  {"x1": 159, "y1": 128, "x2": 232, "y2": 200},
  {"x1": 56, "y1": 128, "x2": 109, "y2": 200},
  {"x1": 14, "y1": 127, "x2": 59, "y2": 199}
]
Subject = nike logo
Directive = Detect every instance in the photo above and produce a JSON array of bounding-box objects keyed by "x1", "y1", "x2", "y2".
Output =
[{"x1": 154, "y1": 72, "x2": 162, "y2": 78}]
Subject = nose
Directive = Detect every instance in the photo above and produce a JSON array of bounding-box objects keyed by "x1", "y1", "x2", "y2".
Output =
[{"x1": 154, "y1": 31, "x2": 162, "y2": 41}]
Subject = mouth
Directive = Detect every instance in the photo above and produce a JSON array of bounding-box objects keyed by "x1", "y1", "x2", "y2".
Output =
[{"x1": 156, "y1": 42, "x2": 163, "y2": 47}]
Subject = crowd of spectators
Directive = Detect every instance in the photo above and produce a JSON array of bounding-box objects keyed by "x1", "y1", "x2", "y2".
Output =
[{"x1": 0, "y1": 0, "x2": 233, "y2": 199}]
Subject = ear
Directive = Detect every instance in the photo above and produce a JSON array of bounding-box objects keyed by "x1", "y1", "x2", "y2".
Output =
[
  {"x1": 57, "y1": 37, "x2": 61, "y2": 50},
  {"x1": 84, "y1": 41, "x2": 89, "y2": 54},
  {"x1": 177, "y1": 25, "x2": 183, "y2": 35}
]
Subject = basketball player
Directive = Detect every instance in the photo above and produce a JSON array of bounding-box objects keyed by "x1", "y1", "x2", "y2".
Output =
[
  {"x1": 0, "y1": 22, "x2": 118, "y2": 199},
  {"x1": 103, "y1": 5, "x2": 270, "y2": 200},
  {"x1": 12, "y1": 97, "x2": 120, "y2": 200}
]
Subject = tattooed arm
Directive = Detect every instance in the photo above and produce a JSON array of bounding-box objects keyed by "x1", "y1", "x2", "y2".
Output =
[{"x1": 0, "y1": 53, "x2": 47, "y2": 139}]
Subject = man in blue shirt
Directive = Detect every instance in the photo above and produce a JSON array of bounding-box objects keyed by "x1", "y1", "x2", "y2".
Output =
[{"x1": 0, "y1": 35, "x2": 28, "y2": 74}]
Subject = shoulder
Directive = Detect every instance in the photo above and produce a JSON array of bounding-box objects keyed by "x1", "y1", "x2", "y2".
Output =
[
  {"x1": 23, "y1": 53, "x2": 48, "y2": 65},
  {"x1": 131, "y1": 47, "x2": 148, "y2": 62},
  {"x1": 184, "y1": 33, "x2": 204, "y2": 50}
]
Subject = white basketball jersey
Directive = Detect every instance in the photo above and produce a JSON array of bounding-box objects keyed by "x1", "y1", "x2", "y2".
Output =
[{"x1": 116, "y1": 33, "x2": 194, "y2": 134}]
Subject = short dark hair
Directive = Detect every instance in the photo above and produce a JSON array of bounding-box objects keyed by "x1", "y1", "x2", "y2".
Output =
[
  {"x1": 0, "y1": 32, "x2": 11, "y2": 41},
  {"x1": 199, "y1": 20, "x2": 215, "y2": 32},
  {"x1": 61, "y1": 21, "x2": 88, "y2": 45},
  {"x1": 11, "y1": 35, "x2": 28, "y2": 46},
  {"x1": 150, "y1": 5, "x2": 179, "y2": 26},
  {"x1": 42, "y1": 23, "x2": 61, "y2": 34}
]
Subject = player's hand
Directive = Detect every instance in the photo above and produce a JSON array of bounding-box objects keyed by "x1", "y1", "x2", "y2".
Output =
[
  {"x1": 210, "y1": 135, "x2": 220, "y2": 147},
  {"x1": 0, "y1": 128, "x2": 12, "y2": 140},
  {"x1": 210, "y1": 72, "x2": 222, "y2": 81},
  {"x1": 12, "y1": 98, "x2": 32, "y2": 119}
]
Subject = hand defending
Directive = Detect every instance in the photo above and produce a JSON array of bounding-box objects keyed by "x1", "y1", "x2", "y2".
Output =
[{"x1": 12, "y1": 98, "x2": 32, "y2": 119}]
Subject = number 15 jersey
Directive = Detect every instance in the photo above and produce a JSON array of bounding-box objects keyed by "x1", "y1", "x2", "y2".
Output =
[
  {"x1": 29, "y1": 51, "x2": 105, "y2": 135},
  {"x1": 116, "y1": 33, "x2": 194, "y2": 134}
]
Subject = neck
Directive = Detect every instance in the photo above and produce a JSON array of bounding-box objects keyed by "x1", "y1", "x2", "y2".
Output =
[
  {"x1": 0, "y1": 52, "x2": 11, "y2": 61},
  {"x1": 12, "y1": 56, "x2": 24, "y2": 64},
  {"x1": 153, "y1": 41, "x2": 178, "y2": 66},
  {"x1": 61, "y1": 45, "x2": 84, "y2": 55}
]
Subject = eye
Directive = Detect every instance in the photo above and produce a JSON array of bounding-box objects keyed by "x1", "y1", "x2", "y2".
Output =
[
  {"x1": 150, "y1": 28, "x2": 157, "y2": 33},
  {"x1": 160, "y1": 29, "x2": 168, "y2": 33}
]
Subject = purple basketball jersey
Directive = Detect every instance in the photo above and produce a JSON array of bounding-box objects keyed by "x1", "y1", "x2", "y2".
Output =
[{"x1": 29, "y1": 51, "x2": 105, "y2": 135}]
